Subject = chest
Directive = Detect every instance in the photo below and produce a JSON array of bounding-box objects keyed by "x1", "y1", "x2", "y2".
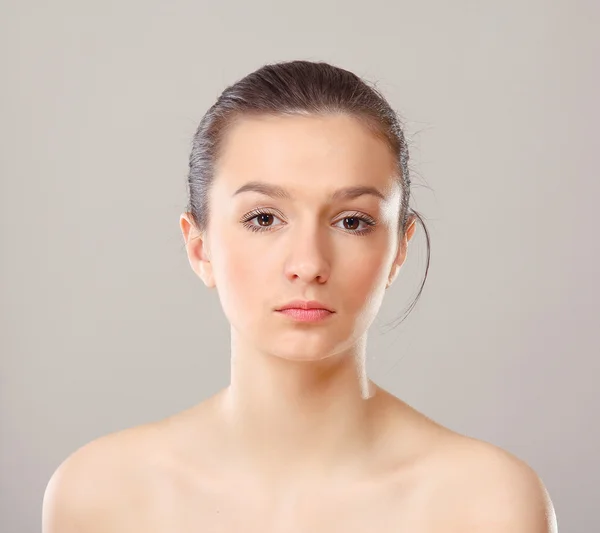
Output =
[{"x1": 113, "y1": 477, "x2": 453, "y2": 533}]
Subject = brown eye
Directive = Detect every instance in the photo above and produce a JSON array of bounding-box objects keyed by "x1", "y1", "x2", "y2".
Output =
[
  {"x1": 240, "y1": 209, "x2": 284, "y2": 233},
  {"x1": 241, "y1": 209, "x2": 376, "y2": 236},
  {"x1": 343, "y1": 217, "x2": 360, "y2": 231},
  {"x1": 257, "y1": 213, "x2": 274, "y2": 227}
]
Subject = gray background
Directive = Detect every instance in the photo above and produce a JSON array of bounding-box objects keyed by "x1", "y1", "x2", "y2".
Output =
[{"x1": 1, "y1": 1, "x2": 598, "y2": 531}]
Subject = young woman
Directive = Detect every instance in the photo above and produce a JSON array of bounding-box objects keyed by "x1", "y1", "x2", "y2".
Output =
[{"x1": 43, "y1": 60, "x2": 557, "y2": 532}]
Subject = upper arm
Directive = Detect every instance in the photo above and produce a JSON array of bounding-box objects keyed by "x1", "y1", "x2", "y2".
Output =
[
  {"x1": 42, "y1": 446, "x2": 109, "y2": 533},
  {"x1": 42, "y1": 458, "x2": 80, "y2": 533},
  {"x1": 42, "y1": 454, "x2": 90, "y2": 533},
  {"x1": 42, "y1": 437, "x2": 131, "y2": 533},
  {"x1": 461, "y1": 451, "x2": 558, "y2": 532}
]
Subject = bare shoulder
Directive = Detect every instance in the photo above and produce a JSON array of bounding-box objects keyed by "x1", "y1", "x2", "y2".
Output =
[
  {"x1": 42, "y1": 421, "x2": 170, "y2": 533},
  {"x1": 427, "y1": 434, "x2": 558, "y2": 532},
  {"x1": 372, "y1": 386, "x2": 557, "y2": 532}
]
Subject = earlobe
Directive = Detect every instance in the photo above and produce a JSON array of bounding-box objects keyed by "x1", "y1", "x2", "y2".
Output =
[
  {"x1": 406, "y1": 215, "x2": 417, "y2": 242},
  {"x1": 386, "y1": 264, "x2": 400, "y2": 289},
  {"x1": 197, "y1": 259, "x2": 216, "y2": 289},
  {"x1": 180, "y1": 213, "x2": 216, "y2": 289},
  {"x1": 387, "y1": 218, "x2": 415, "y2": 289},
  {"x1": 195, "y1": 240, "x2": 215, "y2": 289}
]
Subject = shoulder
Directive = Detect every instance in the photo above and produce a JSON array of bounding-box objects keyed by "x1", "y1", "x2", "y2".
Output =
[
  {"x1": 373, "y1": 388, "x2": 557, "y2": 532},
  {"x1": 428, "y1": 436, "x2": 558, "y2": 532},
  {"x1": 42, "y1": 422, "x2": 168, "y2": 533}
]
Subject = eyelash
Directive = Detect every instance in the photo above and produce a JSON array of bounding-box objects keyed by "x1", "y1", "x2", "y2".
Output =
[{"x1": 240, "y1": 208, "x2": 377, "y2": 236}]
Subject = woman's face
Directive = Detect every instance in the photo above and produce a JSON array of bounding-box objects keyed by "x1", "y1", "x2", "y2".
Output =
[{"x1": 184, "y1": 113, "x2": 414, "y2": 362}]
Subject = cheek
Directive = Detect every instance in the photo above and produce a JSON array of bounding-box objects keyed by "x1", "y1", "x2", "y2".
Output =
[
  {"x1": 211, "y1": 233, "x2": 272, "y2": 324},
  {"x1": 343, "y1": 253, "x2": 388, "y2": 307},
  {"x1": 210, "y1": 223, "x2": 394, "y2": 326}
]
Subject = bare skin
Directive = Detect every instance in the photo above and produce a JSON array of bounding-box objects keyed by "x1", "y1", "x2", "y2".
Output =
[
  {"x1": 43, "y1": 114, "x2": 556, "y2": 532},
  {"x1": 43, "y1": 386, "x2": 553, "y2": 532}
]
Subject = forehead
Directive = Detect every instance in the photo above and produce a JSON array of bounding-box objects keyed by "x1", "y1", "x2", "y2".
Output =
[{"x1": 214, "y1": 114, "x2": 398, "y2": 194}]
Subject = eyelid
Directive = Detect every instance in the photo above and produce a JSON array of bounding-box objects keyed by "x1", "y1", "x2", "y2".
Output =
[
  {"x1": 239, "y1": 207, "x2": 285, "y2": 222},
  {"x1": 240, "y1": 207, "x2": 377, "y2": 223},
  {"x1": 240, "y1": 208, "x2": 378, "y2": 236}
]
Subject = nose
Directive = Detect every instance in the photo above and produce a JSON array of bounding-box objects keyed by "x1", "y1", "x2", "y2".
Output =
[{"x1": 283, "y1": 223, "x2": 331, "y2": 284}]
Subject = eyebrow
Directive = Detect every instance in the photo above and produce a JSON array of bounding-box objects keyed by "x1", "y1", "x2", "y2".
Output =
[{"x1": 232, "y1": 181, "x2": 387, "y2": 202}]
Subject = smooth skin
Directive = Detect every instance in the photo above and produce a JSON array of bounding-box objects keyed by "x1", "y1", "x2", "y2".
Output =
[{"x1": 43, "y1": 114, "x2": 557, "y2": 532}]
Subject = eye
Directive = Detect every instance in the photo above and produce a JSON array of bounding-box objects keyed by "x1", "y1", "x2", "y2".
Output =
[
  {"x1": 334, "y1": 214, "x2": 376, "y2": 235},
  {"x1": 240, "y1": 209, "x2": 376, "y2": 236},
  {"x1": 241, "y1": 209, "x2": 285, "y2": 233}
]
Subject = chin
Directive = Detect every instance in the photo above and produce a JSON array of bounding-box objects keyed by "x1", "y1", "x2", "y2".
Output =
[
  {"x1": 265, "y1": 341, "x2": 344, "y2": 363},
  {"x1": 275, "y1": 352, "x2": 333, "y2": 363}
]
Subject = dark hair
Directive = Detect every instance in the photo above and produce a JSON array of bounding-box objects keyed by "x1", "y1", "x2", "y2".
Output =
[{"x1": 186, "y1": 59, "x2": 431, "y2": 331}]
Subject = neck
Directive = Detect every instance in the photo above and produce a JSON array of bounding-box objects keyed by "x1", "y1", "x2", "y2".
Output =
[{"x1": 217, "y1": 330, "x2": 381, "y2": 483}]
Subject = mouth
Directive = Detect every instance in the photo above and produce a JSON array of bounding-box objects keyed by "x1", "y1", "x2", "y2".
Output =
[
  {"x1": 276, "y1": 308, "x2": 334, "y2": 323},
  {"x1": 275, "y1": 300, "x2": 334, "y2": 312}
]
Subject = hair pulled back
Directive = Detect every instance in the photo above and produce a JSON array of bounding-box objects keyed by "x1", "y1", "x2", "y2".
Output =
[{"x1": 186, "y1": 60, "x2": 430, "y2": 330}]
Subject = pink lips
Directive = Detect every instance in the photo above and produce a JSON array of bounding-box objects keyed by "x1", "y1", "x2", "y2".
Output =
[
  {"x1": 277, "y1": 308, "x2": 333, "y2": 322},
  {"x1": 275, "y1": 300, "x2": 335, "y2": 323}
]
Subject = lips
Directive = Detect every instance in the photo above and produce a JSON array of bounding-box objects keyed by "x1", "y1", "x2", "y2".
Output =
[
  {"x1": 276, "y1": 300, "x2": 334, "y2": 312},
  {"x1": 277, "y1": 308, "x2": 333, "y2": 322}
]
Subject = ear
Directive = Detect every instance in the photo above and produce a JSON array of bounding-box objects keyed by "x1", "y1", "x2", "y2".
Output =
[
  {"x1": 386, "y1": 215, "x2": 418, "y2": 289},
  {"x1": 179, "y1": 212, "x2": 216, "y2": 288}
]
